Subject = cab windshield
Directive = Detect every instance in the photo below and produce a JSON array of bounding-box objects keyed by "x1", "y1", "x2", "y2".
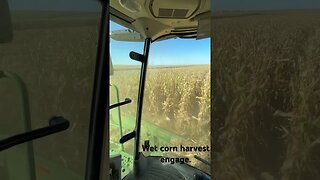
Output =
[
  {"x1": 141, "y1": 38, "x2": 211, "y2": 174},
  {"x1": 109, "y1": 20, "x2": 211, "y2": 175}
]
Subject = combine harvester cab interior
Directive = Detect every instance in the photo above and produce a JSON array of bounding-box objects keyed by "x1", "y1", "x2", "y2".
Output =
[
  {"x1": 109, "y1": 0, "x2": 211, "y2": 179},
  {"x1": 0, "y1": 0, "x2": 211, "y2": 179}
]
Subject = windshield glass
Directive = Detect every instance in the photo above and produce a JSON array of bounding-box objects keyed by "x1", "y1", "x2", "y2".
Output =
[
  {"x1": 109, "y1": 21, "x2": 144, "y2": 177},
  {"x1": 109, "y1": 21, "x2": 210, "y2": 176},
  {"x1": 140, "y1": 38, "x2": 211, "y2": 174}
]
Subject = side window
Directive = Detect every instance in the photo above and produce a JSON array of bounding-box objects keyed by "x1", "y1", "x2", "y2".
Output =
[{"x1": 0, "y1": 1, "x2": 101, "y2": 179}]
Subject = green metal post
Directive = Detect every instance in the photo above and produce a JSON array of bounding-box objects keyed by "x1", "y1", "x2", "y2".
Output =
[{"x1": 110, "y1": 83, "x2": 124, "y2": 151}]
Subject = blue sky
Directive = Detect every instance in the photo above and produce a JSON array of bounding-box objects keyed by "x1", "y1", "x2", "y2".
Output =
[{"x1": 110, "y1": 22, "x2": 210, "y2": 66}]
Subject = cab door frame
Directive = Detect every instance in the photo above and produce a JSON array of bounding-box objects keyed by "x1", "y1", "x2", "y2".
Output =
[{"x1": 85, "y1": 0, "x2": 110, "y2": 180}]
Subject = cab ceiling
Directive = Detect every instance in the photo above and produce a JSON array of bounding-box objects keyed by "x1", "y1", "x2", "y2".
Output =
[{"x1": 110, "y1": 0, "x2": 210, "y2": 41}]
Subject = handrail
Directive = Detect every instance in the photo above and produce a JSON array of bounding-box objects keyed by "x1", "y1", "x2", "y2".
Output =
[{"x1": 0, "y1": 116, "x2": 69, "y2": 151}]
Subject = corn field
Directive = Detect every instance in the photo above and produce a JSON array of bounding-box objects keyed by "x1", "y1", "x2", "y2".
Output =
[
  {"x1": 110, "y1": 65, "x2": 211, "y2": 173},
  {"x1": 212, "y1": 10, "x2": 320, "y2": 180}
]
